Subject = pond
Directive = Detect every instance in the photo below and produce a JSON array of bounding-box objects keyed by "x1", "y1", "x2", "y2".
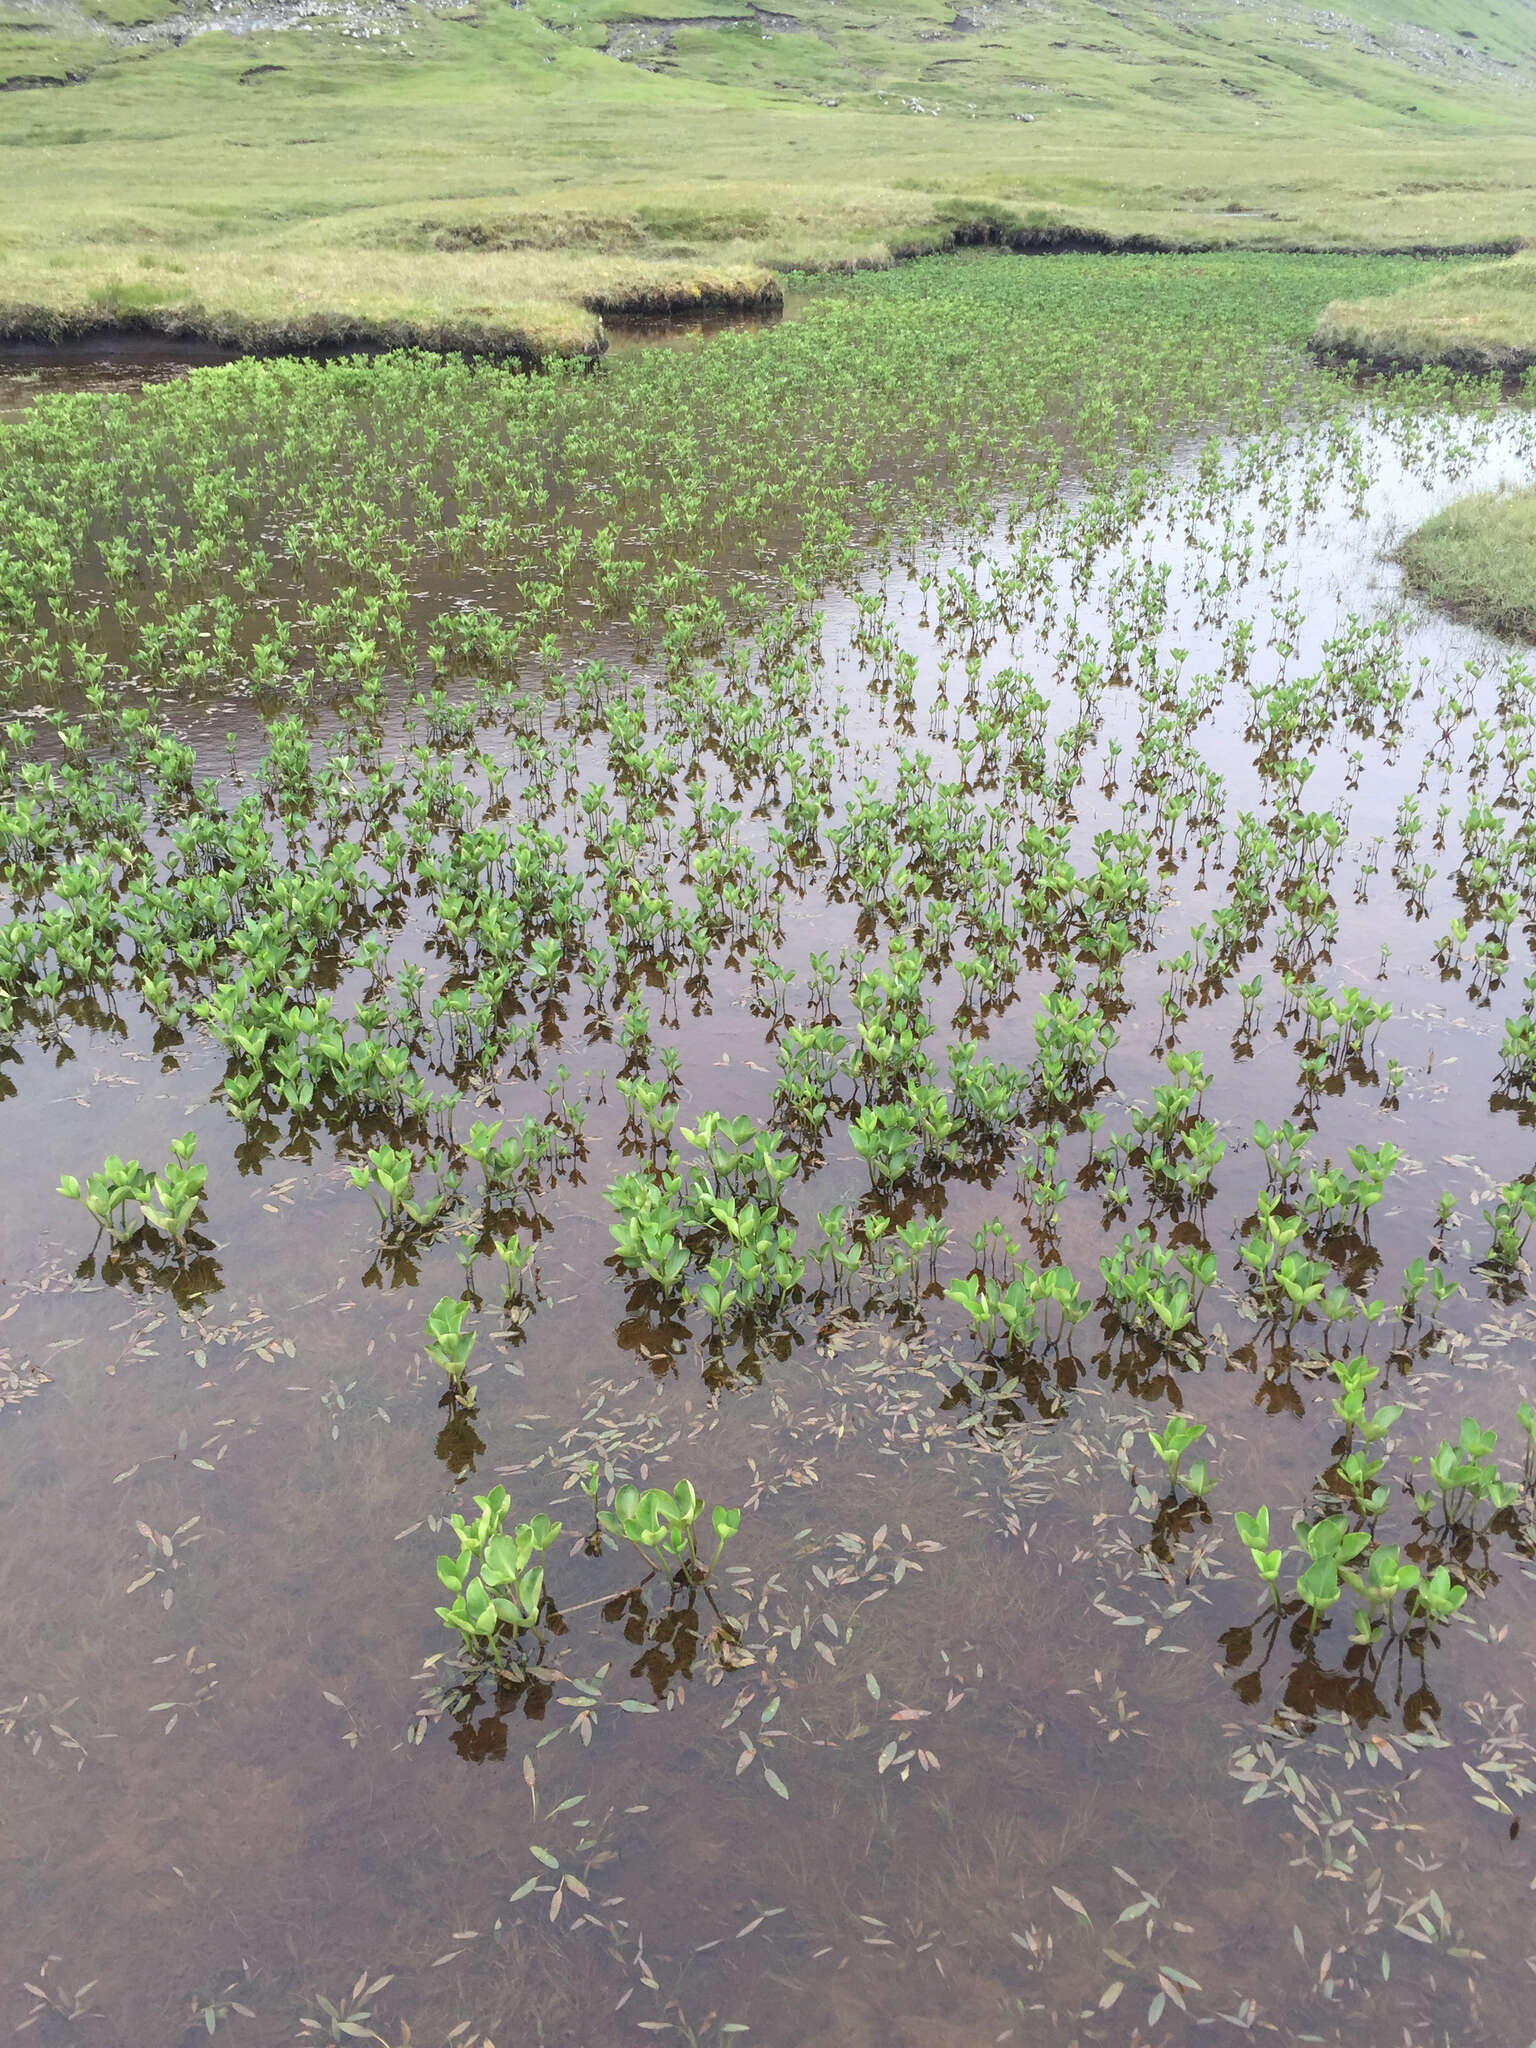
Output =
[
  {"x1": 3, "y1": 254, "x2": 1536, "y2": 2047},
  {"x1": 0, "y1": 306, "x2": 789, "y2": 423},
  {"x1": 0, "y1": 336, "x2": 247, "y2": 420}
]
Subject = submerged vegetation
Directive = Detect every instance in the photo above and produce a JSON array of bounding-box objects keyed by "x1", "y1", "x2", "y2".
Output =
[
  {"x1": 6, "y1": 251, "x2": 1536, "y2": 2041},
  {"x1": 1397, "y1": 480, "x2": 1536, "y2": 637}
]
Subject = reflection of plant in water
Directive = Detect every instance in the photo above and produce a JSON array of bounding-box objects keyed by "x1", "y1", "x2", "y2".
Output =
[
  {"x1": 603, "y1": 1581, "x2": 706, "y2": 1699},
  {"x1": 434, "y1": 1407, "x2": 487, "y2": 1479},
  {"x1": 447, "y1": 1665, "x2": 557, "y2": 1762}
]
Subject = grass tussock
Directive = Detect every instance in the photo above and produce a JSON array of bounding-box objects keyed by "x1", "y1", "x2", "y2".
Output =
[
  {"x1": 1312, "y1": 250, "x2": 1536, "y2": 373},
  {"x1": 1398, "y1": 485, "x2": 1536, "y2": 639},
  {"x1": 581, "y1": 268, "x2": 782, "y2": 316},
  {"x1": 5, "y1": 210, "x2": 1526, "y2": 363}
]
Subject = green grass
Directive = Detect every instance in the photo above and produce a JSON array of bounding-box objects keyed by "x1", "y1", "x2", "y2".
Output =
[
  {"x1": 1398, "y1": 484, "x2": 1536, "y2": 637},
  {"x1": 1313, "y1": 251, "x2": 1536, "y2": 374},
  {"x1": 3, "y1": 0, "x2": 1536, "y2": 350}
]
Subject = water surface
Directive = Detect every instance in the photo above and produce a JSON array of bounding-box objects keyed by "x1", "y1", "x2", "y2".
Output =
[{"x1": 4, "y1": 361, "x2": 1536, "y2": 2047}]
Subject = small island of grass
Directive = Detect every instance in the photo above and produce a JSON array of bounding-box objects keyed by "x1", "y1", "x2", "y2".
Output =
[
  {"x1": 1397, "y1": 484, "x2": 1536, "y2": 639},
  {"x1": 1313, "y1": 251, "x2": 1536, "y2": 376}
]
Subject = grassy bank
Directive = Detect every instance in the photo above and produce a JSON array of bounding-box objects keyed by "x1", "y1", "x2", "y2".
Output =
[
  {"x1": 4, "y1": 0, "x2": 1536, "y2": 352},
  {"x1": 1313, "y1": 251, "x2": 1536, "y2": 374},
  {"x1": 0, "y1": 247, "x2": 786, "y2": 360},
  {"x1": 1398, "y1": 483, "x2": 1536, "y2": 637}
]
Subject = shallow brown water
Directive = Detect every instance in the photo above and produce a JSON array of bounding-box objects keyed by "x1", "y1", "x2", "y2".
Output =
[
  {"x1": 0, "y1": 306, "x2": 790, "y2": 421},
  {"x1": 0, "y1": 337, "x2": 245, "y2": 419},
  {"x1": 4, "y1": 397, "x2": 1536, "y2": 2048}
]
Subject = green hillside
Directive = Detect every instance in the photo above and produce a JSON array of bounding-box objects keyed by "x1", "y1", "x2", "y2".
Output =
[
  {"x1": 511, "y1": 0, "x2": 1536, "y2": 122},
  {"x1": 3, "y1": 0, "x2": 1535, "y2": 351}
]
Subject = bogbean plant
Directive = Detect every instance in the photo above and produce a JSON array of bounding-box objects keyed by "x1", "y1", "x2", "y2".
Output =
[
  {"x1": 435, "y1": 1487, "x2": 561, "y2": 1657},
  {"x1": 1480, "y1": 1179, "x2": 1536, "y2": 1275},
  {"x1": 944, "y1": 1240, "x2": 1088, "y2": 1357},
  {"x1": 435, "y1": 1470, "x2": 741, "y2": 1668},
  {"x1": 1229, "y1": 1366, "x2": 1536, "y2": 1658},
  {"x1": 58, "y1": 1134, "x2": 207, "y2": 1256},
  {"x1": 423, "y1": 1296, "x2": 477, "y2": 1406},
  {"x1": 606, "y1": 1113, "x2": 807, "y2": 1331},
  {"x1": 1100, "y1": 1229, "x2": 1216, "y2": 1351},
  {"x1": 1148, "y1": 1416, "x2": 1209, "y2": 1497},
  {"x1": 583, "y1": 1465, "x2": 741, "y2": 1587}
]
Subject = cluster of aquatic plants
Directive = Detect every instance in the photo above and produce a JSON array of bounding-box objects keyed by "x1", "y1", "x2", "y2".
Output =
[
  {"x1": 605, "y1": 1113, "x2": 809, "y2": 1330},
  {"x1": 57, "y1": 1134, "x2": 207, "y2": 1256},
  {"x1": 584, "y1": 1466, "x2": 741, "y2": 1584},
  {"x1": 5, "y1": 275, "x2": 1536, "y2": 1771},
  {"x1": 0, "y1": 264, "x2": 1375, "y2": 715},
  {"x1": 1229, "y1": 1379, "x2": 1535, "y2": 1652},
  {"x1": 1101, "y1": 1230, "x2": 1217, "y2": 1350},
  {"x1": 945, "y1": 1249, "x2": 1087, "y2": 1355},
  {"x1": 14, "y1": 354, "x2": 1536, "y2": 1395},
  {"x1": 435, "y1": 1470, "x2": 740, "y2": 1668},
  {"x1": 435, "y1": 1487, "x2": 562, "y2": 1654},
  {"x1": 13, "y1": 252, "x2": 1536, "y2": 2047}
]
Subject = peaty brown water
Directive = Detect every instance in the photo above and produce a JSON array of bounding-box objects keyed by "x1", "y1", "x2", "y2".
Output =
[{"x1": 3, "y1": 392, "x2": 1536, "y2": 2048}]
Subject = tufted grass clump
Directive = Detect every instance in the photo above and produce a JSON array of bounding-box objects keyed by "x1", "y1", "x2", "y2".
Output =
[
  {"x1": 1396, "y1": 483, "x2": 1536, "y2": 639},
  {"x1": 1312, "y1": 252, "x2": 1536, "y2": 377}
]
